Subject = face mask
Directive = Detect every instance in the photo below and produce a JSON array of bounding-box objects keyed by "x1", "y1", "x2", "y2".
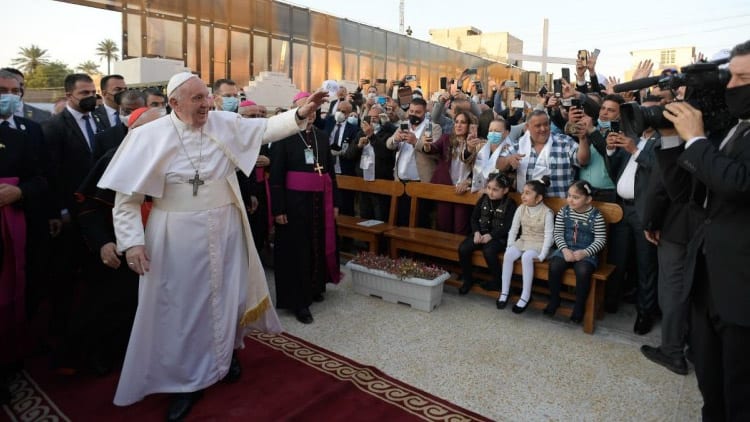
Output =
[
  {"x1": 725, "y1": 84, "x2": 750, "y2": 120},
  {"x1": 222, "y1": 97, "x2": 239, "y2": 112},
  {"x1": 367, "y1": 93, "x2": 377, "y2": 100},
  {"x1": 372, "y1": 123, "x2": 381, "y2": 133},
  {"x1": 409, "y1": 115, "x2": 424, "y2": 126},
  {"x1": 334, "y1": 111, "x2": 346, "y2": 123},
  {"x1": 347, "y1": 116, "x2": 359, "y2": 126},
  {"x1": 0, "y1": 94, "x2": 21, "y2": 116},
  {"x1": 487, "y1": 131, "x2": 503, "y2": 144},
  {"x1": 78, "y1": 96, "x2": 97, "y2": 113},
  {"x1": 597, "y1": 119, "x2": 611, "y2": 130}
]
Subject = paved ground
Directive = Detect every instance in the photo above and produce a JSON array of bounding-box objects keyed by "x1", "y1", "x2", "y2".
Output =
[{"x1": 266, "y1": 264, "x2": 702, "y2": 421}]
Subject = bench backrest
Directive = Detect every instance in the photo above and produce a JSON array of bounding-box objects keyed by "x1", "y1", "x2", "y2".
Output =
[
  {"x1": 405, "y1": 182, "x2": 481, "y2": 227},
  {"x1": 335, "y1": 175, "x2": 405, "y2": 226}
]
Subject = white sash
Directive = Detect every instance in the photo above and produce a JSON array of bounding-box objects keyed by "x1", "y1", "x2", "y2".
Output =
[{"x1": 516, "y1": 132, "x2": 552, "y2": 192}]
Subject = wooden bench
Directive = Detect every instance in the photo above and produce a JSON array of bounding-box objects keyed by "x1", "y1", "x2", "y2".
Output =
[
  {"x1": 384, "y1": 182, "x2": 623, "y2": 334},
  {"x1": 335, "y1": 175, "x2": 404, "y2": 253}
]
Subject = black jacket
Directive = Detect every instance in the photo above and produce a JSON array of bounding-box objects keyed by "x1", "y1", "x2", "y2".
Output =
[{"x1": 470, "y1": 195, "x2": 516, "y2": 246}]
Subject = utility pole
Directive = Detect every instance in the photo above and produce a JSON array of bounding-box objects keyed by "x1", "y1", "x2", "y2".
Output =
[{"x1": 399, "y1": 0, "x2": 405, "y2": 34}]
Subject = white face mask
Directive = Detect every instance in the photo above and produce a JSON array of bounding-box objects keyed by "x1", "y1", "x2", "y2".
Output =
[{"x1": 334, "y1": 111, "x2": 346, "y2": 123}]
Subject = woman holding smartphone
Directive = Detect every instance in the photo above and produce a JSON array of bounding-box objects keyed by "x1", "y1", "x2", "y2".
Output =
[{"x1": 422, "y1": 110, "x2": 479, "y2": 234}]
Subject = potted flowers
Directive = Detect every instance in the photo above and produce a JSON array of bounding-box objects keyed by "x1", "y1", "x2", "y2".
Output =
[{"x1": 345, "y1": 253, "x2": 449, "y2": 312}]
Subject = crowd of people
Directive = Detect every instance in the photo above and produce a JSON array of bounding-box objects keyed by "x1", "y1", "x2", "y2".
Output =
[{"x1": 1, "y1": 38, "x2": 749, "y2": 420}]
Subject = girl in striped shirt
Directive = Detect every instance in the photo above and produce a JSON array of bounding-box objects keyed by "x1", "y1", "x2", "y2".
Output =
[{"x1": 544, "y1": 180, "x2": 607, "y2": 323}]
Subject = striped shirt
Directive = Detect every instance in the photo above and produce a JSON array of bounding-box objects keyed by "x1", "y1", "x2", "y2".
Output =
[{"x1": 554, "y1": 206, "x2": 607, "y2": 257}]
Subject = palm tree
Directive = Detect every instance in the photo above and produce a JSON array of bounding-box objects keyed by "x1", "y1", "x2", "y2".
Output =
[
  {"x1": 76, "y1": 60, "x2": 101, "y2": 76},
  {"x1": 11, "y1": 44, "x2": 50, "y2": 74},
  {"x1": 96, "y1": 39, "x2": 120, "y2": 75}
]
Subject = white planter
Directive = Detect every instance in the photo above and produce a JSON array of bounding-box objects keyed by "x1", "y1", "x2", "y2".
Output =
[{"x1": 346, "y1": 262, "x2": 449, "y2": 312}]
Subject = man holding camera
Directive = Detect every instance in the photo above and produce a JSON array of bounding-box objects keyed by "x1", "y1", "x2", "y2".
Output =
[{"x1": 660, "y1": 40, "x2": 750, "y2": 420}]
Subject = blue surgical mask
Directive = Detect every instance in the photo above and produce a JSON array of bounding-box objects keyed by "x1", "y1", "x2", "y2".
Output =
[
  {"x1": 487, "y1": 131, "x2": 503, "y2": 144},
  {"x1": 347, "y1": 116, "x2": 359, "y2": 126},
  {"x1": 597, "y1": 119, "x2": 611, "y2": 130},
  {"x1": 222, "y1": 97, "x2": 239, "y2": 112},
  {"x1": 0, "y1": 94, "x2": 21, "y2": 117}
]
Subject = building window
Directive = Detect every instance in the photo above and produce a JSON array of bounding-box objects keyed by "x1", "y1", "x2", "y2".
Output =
[{"x1": 660, "y1": 49, "x2": 676, "y2": 66}]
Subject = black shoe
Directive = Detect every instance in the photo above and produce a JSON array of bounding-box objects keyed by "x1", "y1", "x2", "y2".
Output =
[
  {"x1": 640, "y1": 345, "x2": 688, "y2": 375},
  {"x1": 512, "y1": 297, "x2": 532, "y2": 314},
  {"x1": 166, "y1": 391, "x2": 203, "y2": 422},
  {"x1": 222, "y1": 352, "x2": 242, "y2": 383},
  {"x1": 633, "y1": 313, "x2": 654, "y2": 335},
  {"x1": 295, "y1": 307, "x2": 314, "y2": 324},
  {"x1": 496, "y1": 293, "x2": 509, "y2": 309},
  {"x1": 570, "y1": 314, "x2": 583, "y2": 324},
  {"x1": 458, "y1": 281, "x2": 473, "y2": 295},
  {"x1": 313, "y1": 293, "x2": 325, "y2": 303},
  {"x1": 543, "y1": 302, "x2": 559, "y2": 317},
  {"x1": 480, "y1": 281, "x2": 500, "y2": 292},
  {"x1": 0, "y1": 382, "x2": 10, "y2": 405}
]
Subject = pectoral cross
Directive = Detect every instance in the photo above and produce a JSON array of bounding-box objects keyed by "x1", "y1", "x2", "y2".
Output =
[
  {"x1": 189, "y1": 170, "x2": 204, "y2": 196},
  {"x1": 313, "y1": 162, "x2": 324, "y2": 176}
]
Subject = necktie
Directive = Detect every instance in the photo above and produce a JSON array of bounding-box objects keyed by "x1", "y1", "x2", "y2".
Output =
[
  {"x1": 114, "y1": 110, "x2": 121, "y2": 126},
  {"x1": 82, "y1": 114, "x2": 96, "y2": 150},
  {"x1": 723, "y1": 121, "x2": 750, "y2": 155},
  {"x1": 333, "y1": 123, "x2": 342, "y2": 147}
]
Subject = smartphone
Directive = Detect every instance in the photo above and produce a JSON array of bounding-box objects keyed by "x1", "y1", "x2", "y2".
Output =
[
  {"x1": 592, "y1": 48, "x2": 601, "y2": 59},
  {"x1": 514, "y1": 87, "x2": 522, "y2": 100},
  {"x1": 464, "y1": 68, "x2": 478, "y2": 75},
  {"x1": 610, "y1": 121, "x2": 621, "y2": 133},
  {"x1": 404, "y1": 74, "x2": 417, "y2": 82},
  {"x1": 440, "y1": 77, "x2": 448, "y2": 90},
  {"x1": 363, "y1": 115, "x2": 372, "y2": 124},
  {"x1": 375, "y1": 78, "x2": 388, "y2": 84},
  {"x1": 504, "y1": 80, "x2": 517, "y2": 88},
  {"x1": 377, "y1": 96, "x2": 387, "y2": 105},
  {"x1": 553, "y1": 79, "x2": 563, "y2": 97},
  {"x1": 469, "y1": 124, "x2": 478, "y2": 138},
  {"x1": 474, "y1": 81, "x2": 484, "y2": 94},
  {"x1": 538, "y1": 85, "x2": 548, "y2": 96},
  {"x1": 511, "y1": 99, "x2": 525, "y2": 109},
  {"x1": 561, "y1": 67, "x2": 571, "y2": 83},
  {"x1": 361, "y1": 79, "x2": 370, "y2": 85},
  {"x1": 578, "y1": 49, "x2": 589, "y2": 66},
  {"x1": 397, "y1": 86, "x2": 413, "y2": 108},
  {"x1": 400, "y1": 122, "x2": 409, "y2": 131},
  {"x1": 571, "y1": 98, "x2": 581, "y2": 109}
]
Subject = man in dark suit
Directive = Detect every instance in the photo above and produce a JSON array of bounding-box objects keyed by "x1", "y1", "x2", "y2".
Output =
[
  {"x1": 321, "y1": 100, "x2": 359, "y2": 215},
  {"x1": 0, "y1": 70, "x2": 56, "y2": 321},
  {"x1": 659, "y1": 40, "x2": 750, "y2": 420},
  {"x1": 92, "y1": 74, "x2": 127, "y2": 130},
  {"x1": 606, "y1": 121, "x2": 659, "y2": 335},
  {"x1": 1, "y1": 67, "x2": 52, "y2": 123},
  {"x1": 41, "y1": 73, "x2": 104, "y2": 369}
]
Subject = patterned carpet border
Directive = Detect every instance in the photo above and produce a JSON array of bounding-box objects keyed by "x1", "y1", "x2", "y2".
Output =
[
  {"x1": 248, "y1": 331, "x2": 492, "y2": 422},
  {"x1": 2, "y1": 370, "x2": 69, "y2": 422}
]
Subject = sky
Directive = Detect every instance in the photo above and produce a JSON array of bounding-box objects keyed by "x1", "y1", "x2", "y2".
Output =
[{"x1": 2, "y1": 0, "x2": 749, "y2": 81}]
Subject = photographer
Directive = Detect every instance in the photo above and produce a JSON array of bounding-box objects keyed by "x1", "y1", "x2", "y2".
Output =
[{"x1": 659, "y1": 40, "x2": 750, "y2": 420}]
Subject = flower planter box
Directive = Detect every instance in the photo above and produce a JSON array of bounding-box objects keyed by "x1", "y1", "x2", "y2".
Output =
[{"x1": 346, "y1": 262, "x2": 450, "y2": 312}]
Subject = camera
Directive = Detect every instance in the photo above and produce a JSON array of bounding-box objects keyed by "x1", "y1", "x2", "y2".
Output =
[{"x1": 617, "y1": 61, "x2": 733, "y2": 136}]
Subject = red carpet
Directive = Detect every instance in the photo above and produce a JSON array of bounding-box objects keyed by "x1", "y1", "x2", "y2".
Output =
[{"x1": 2, "y1": 331, "x2": 491, "y2": 421}]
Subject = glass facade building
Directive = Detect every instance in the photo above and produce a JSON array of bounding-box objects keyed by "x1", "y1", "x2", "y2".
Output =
[{"x1": 58, "y1": 0, "x2": 524, "y2": 93}]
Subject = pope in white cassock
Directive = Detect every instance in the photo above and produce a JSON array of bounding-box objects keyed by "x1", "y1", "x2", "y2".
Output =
[{"x1": 97, "y1": 72, "x2": 328, "y2": 419}]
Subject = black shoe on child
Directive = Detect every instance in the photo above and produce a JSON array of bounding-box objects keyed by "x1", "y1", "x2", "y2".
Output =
[
  {"x1": 543, "y1": 302, "x2": 559, "y2": 317},
  {"x1": 496, "y1": 293, "x2": 509, "y2": 309},
  {"x1": 512, "y1": 297, "x2": 532, "y2": 314}
]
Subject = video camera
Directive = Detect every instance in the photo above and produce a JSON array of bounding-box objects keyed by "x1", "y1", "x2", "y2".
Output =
[{"x1": 613, "y1": 60, "x2": 733, "y2": 137}]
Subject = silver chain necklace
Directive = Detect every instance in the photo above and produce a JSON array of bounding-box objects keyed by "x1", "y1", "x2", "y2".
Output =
[
  {"x1": 298, "y1": 129, "x2": 324, "y2": 175},
  {"x1": 170, "y1": 117, "x2": 205, "y2": 196}
]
